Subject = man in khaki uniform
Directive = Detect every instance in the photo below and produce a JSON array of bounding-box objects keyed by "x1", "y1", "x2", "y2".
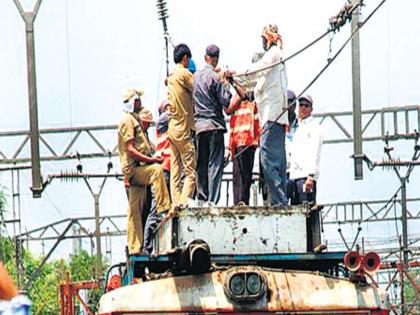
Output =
[
  {"x1": 167, "y1": 44, "x2": 196, "y2": 207},
  {"x1": 118, "y1": 88, "x2": 171, "y2": 255}
]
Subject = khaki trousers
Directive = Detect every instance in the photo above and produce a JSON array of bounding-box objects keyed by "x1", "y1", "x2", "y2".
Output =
[
  {"x1": 127, "y1": 164, "x2": 171, "y2": 255},
  {"x1": 170, "y1": 138, "x2": 196, "y2": 206},
  {"x1": 127, "y1": 185, "x2": 147, "y2": 255}
]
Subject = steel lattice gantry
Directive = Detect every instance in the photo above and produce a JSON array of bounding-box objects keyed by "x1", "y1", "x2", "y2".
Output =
[
  {"x1": 16, "y1": 215, "x2": 126, "y2": 242},
  {"x1": 0, "y1": 105, "x2": 419, "y2": 166},
  {"x1": 322, "y1": 197, "x2": 420, "y2": 224},
  {"x1": 14, "y1": 198, "x2": 420, "y2": 244},
  {"x1": 0, "y1": 124, "x2": 118, "y2": 165}
]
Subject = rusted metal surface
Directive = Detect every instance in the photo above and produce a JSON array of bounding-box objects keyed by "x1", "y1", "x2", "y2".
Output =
[
  {"x1": 97, "y1": 266, "x2": 389, "y2": 314},
  {"x1": 59, "y1": 273, "x2": 99, "y2": 315},
  {"x1": 156, "y1": 206, "x2": 309, "y2": 255},
  {"x1": 381, "y1": 260, "x2": 420, "y2": 269}
]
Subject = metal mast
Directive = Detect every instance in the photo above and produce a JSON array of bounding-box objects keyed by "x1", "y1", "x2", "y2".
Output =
[
  {"x1": 156, "y1": 0, "x2": 170, "y2": 77},
  {"x1": 12, "y1": 0, "x2": 44, "y2": 197},
  {"x1": 351, "y1": 0, "x2": 364, "y2": 180}
]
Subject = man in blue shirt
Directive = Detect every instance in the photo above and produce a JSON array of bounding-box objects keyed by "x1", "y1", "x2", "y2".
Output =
[{"x1": 193, "y1": 44, "x2": 232, "y2": 205}]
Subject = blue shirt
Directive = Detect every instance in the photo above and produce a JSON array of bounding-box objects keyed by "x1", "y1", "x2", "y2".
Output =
[{"x1": 193, "y1": 64, "x2": 232, "y2": 134}]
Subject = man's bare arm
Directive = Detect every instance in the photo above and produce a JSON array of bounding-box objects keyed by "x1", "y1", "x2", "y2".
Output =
[{"x1": 127, "y1": 140, "x2": 163, "y2": 164}]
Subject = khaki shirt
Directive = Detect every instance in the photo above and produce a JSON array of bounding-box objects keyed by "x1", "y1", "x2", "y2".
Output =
[
  {"x1": 118, "y1": 112, "x2": 153, "y2": 177},
  {"x1": 167, "y1": 63, "x2": 195, "y2": 141}
]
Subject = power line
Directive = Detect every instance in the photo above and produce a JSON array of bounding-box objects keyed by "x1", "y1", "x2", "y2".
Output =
[
  {"x1": 21, "y1": 171, "x2": 67, "y2": 219},
  {"x1": 231, "y1": 0, "x2": 388, "y2": 162}
]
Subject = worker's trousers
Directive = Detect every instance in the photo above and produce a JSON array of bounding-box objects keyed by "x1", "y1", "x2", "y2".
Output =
[
  {"x1": 170, "y1": 137, "x2": 196, "y2": 206},
  {"x1": 260, "y1": 121, "x2": 288, "y2": 205},
  {"x1": 127, "y1": 185, "x2": 147, "y2": 255},
  {"x1": 196, "y1": 130, "x2": 224, "y2": 205},
  {"x1": 233, "y1": 146, "x2": 256, "y2": 205},
  {"x1": 143, "y1": 170, "x2": 171, "y2": 255},
  {"x1": 127, "y1": 164, "x2": 171, "y2": 255}
]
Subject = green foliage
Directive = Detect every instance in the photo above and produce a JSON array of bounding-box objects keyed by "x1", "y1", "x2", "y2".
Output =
[
  {"x1": 69, "y1": 250, "x2": 97, "y2": 281},
  {"x1": 405, "y1": 270, "x2": 420, "y2": 312},
  {"x1": 0, "y1": 188, "x2": 6, "y2": 220},
  {"x1": 25, "y1": 256, "x2": 64, "y2": 315},
  {"x1": 0, "y1": 237, "x2": 106, "y2": 315},
  {"x1": 0, "y1": 235, "x2": 14, "y2": 263},
  {"x1": 0, "y1": 189, "x2": 6, "y2": 209},
  {"x1": 69, "y1": 250, "x2": 104, "y2": 313}
]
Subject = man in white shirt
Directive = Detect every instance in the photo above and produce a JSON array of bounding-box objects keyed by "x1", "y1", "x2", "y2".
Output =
[
  {"x1": 249, "y1": 24, "x2": 289, "y2": 205},
  {"x1": 289, "y1": 94, "x2": 323, "y2": 205}
]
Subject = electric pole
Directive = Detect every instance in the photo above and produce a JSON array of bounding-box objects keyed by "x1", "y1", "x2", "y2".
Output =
[
  {"x1": 351, "y1": 0, "x2": 363, "y2": 180},
  {"x1": 12, "y1": 0, "x2": 44, "y2": 197}
]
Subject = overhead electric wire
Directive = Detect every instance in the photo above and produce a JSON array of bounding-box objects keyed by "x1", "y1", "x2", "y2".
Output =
[
  {"x1": 234, "y1": 1, "x2": 363, "y2": 77},
  {"x1": 231, "y1": 0, "x2": 387, "y2": 163},
  {"x1": 283, "y1": 30, "x2": 331, "y2": 63},
  {"x1": 362, "y1": 185, "x2": 401, "y2": 223},
  {"x1": 21, "y1": 171, "x2": 66, "y2": 219},
  {"x1": 233, "y1": 28, "x2": 331, "y2": 78},
  {"x1": 287, "y1": 0, "x2": 387, "y2": 123}
]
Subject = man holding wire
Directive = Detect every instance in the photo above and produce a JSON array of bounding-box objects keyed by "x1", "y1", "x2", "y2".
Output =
[
  {"x1": 242, "y1": 24, "x2": 289, "y2": 205},
  {"x1": 193, "y1": 44, "x2": 232, "y2": 206}
]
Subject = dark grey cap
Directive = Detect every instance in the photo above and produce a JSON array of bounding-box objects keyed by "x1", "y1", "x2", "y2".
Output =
[{"x1": 206, "y1": 44, "x2": 220, "y2": 57}]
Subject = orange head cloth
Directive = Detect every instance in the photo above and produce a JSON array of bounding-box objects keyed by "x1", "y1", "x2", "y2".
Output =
[
  {"x1": 262, "y1": 24, "x2": 283, "y2": 50},
  {"x1": 0, "y1": 263, "x2": 18, "y2": 300}
]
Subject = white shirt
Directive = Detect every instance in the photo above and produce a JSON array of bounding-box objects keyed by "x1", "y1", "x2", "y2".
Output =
[
  {"x1": 246, "y1": 45, "x2": 288, "y2": 127},
  {"x1": 285, "y1": 118, "x2": 298, "y2": 173},
  {"x1": 289, "y1": 116, "x2": 323, "y2": 181}
]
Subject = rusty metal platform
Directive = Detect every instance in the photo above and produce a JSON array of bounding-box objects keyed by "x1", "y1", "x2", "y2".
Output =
[
  {"x1": 155, "y1": 206, "x2": 320, "y2": 256},
  {"x1": 126, "y1": 252, "x2": 346, "y2": 283},
  {"x1": 130, "y1": 251, "x2": 345, "y2": 264}
]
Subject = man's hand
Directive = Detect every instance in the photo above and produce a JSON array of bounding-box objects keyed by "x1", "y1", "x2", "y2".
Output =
[
  {"x1": 224, "y1": 69, "x2": 236, "y2": 79},
  {"x1": 304, "y1": 176, "x2": 314, "y2": 192},
  {"x1": 153, "y1": 155, "x2": 164, "y2": 163}
]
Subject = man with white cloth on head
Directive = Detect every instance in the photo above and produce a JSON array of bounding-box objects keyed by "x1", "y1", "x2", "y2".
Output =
[{"x1": 241, "y1": 24, "x2": 289, "y2": 205}]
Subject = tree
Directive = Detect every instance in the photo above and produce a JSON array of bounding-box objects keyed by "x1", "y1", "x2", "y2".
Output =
[
  {"x1": 405, "y1": 270, "x2": 420, "y2": 313},
  {"x1": 0, "y1": 236, "x2": 106, "y2": 314},
  {"x1": 69, "y1": 250, "x2": 105, "y2": 313},
  {"x1": 0, "y1": 189, "x2": 6, "y2": 216},
  {"x1": 0, "y1": 188, "x2": 107, "y2": 314}
]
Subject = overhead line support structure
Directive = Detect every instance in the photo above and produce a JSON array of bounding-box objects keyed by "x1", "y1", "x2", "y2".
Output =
[
  {"x1": 12, "y1": 0, "x2": 44, "y2": 198},
  {"x1": 0, "y1": 106, "x2": 419, "y2": 168},
  {"x1": 16, "y1": 214, "x2": 420, "y2": 244},
  {"x1": 322, "y1": 197, "x2": 420, "y2": 224},
  {"x1": 361, "y1": 136, "x2": 420, "y2": 315},
  {"x1": 156, "y1": 0, "x2": 170, "y2": 77},
  {"x1": 361, "y1": 137, "x2": 420, "y2": 267},
  {"x1": 351, "y1": 0, "x2": 363, "y2": 180},
  {"x1": 45, "y1": 173, "x2": 111, "y2": 281}
]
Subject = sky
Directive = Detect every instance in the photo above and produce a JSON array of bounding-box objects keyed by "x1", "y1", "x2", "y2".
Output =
[{"x1": 0, "y1": 0, "x2": 419, "y2": 266}]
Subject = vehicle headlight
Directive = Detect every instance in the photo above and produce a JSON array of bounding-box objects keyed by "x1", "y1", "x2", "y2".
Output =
[
  {"x1": 246, "y1": 273, "x2": 262, "y2": 295},
  {"x1": 225, "y1": 270, "x2": 267, "y2": 302},
  {"x1": 229, "y1": 274, "x2": 246, "y2": 295}
]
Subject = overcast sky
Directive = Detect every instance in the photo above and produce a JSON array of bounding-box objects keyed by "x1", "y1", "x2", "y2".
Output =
[{"x1": 0, "y1": 0, "x2": 419, "y2": 263}]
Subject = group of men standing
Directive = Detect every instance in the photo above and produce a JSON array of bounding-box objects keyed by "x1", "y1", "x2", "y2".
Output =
[{"x1": 118, "y1": 24, "x2": 323, "y2": 255}]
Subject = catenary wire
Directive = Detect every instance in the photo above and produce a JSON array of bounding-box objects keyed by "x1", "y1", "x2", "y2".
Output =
[{"x1": 230, "y1": 0, "x2": 387, "y2": 163}]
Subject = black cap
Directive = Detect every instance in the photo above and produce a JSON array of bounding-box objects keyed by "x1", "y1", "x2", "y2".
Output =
[{"x1": 206, "y1": 44, "x2": 220, "y2": 57}]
